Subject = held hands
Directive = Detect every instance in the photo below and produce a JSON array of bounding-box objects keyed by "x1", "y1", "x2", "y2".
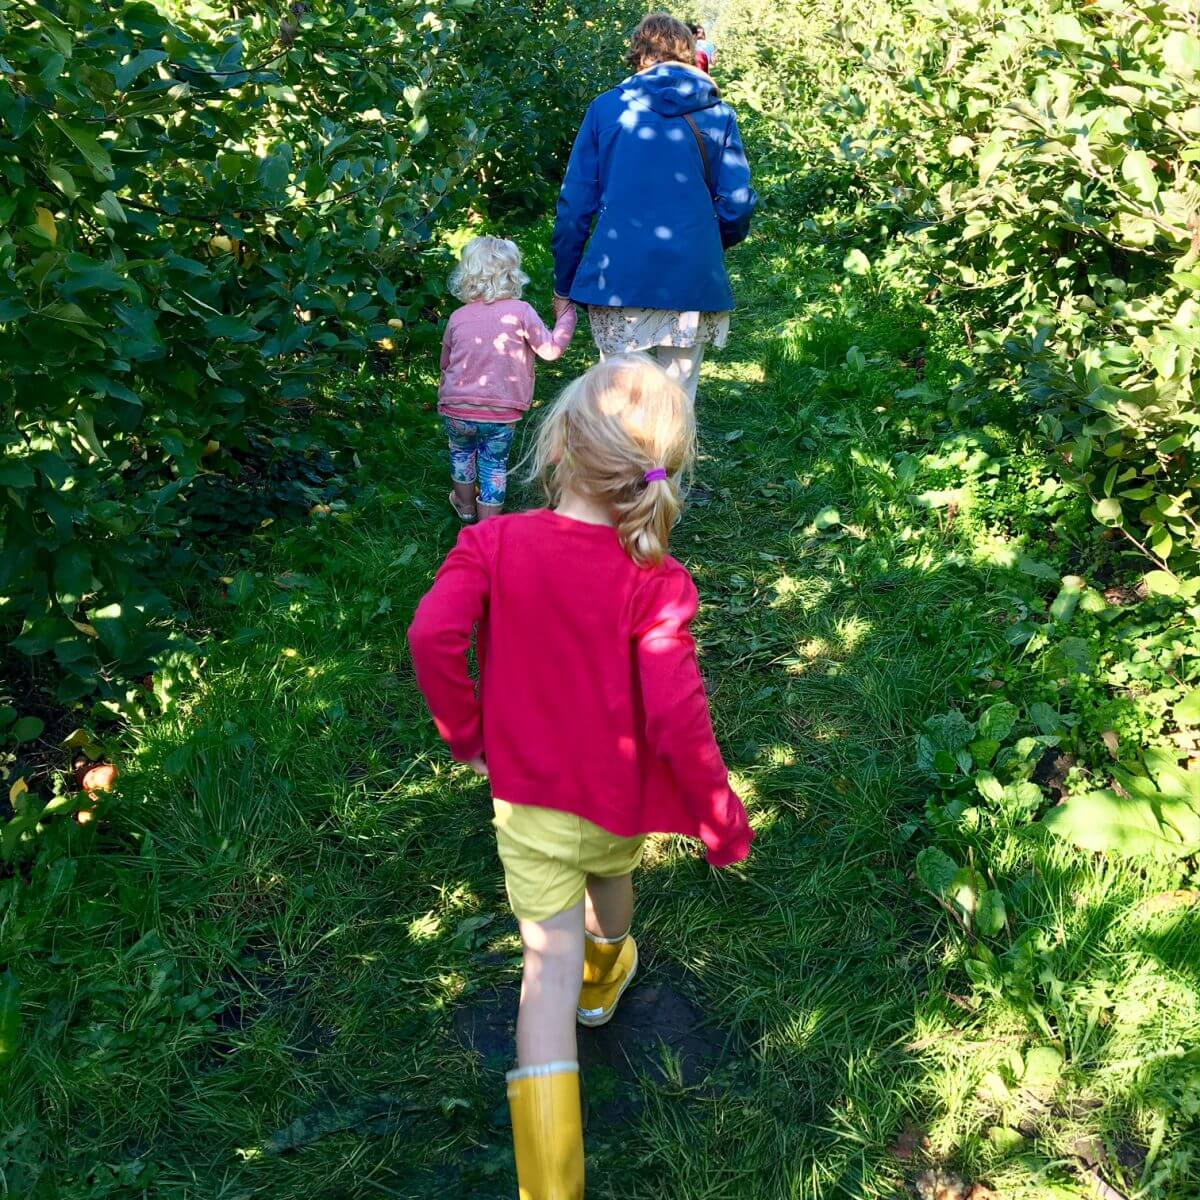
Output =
[
  {"x1": 466, "y1": 755, "x2": 489, "y2": 777},
  {"x1": 552, "y1": 293, "x2": 575, "y2": 321}
]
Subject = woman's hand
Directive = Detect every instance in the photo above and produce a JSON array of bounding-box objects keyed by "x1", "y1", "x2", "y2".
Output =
[
  {"x1": 553, "y1": 294, "x2": 574, "y2": 320},
  {"x1": 465, "y1": 755, "x2": 489, "y2": 777}
]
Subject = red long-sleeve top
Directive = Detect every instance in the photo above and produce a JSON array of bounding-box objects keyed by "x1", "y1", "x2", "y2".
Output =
[{"x1": 407, "y1": 510, "x2": 754, "y2": 867}]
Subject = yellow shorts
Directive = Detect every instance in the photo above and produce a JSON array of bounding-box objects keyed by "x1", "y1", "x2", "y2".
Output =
[{"x1": 492, "y1": 799, "x2": 646, "y2": 923}]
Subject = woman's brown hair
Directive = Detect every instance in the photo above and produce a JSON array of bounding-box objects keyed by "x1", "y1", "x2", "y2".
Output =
[{"x1": 627, "y1": 12, "x2": 695, "y2": 71}]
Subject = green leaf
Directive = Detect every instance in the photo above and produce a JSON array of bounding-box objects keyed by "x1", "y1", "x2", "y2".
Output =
[
  {"x1": 0, "y1": 460, "x2": 35, "y2": 488},
  {"x1": 1052, "y1": 13, "x2": 1086, "y2": 44},
  {"x1": 1023, "y1": 1045, "x2": 1064, "y2": 1092},
  {"x1": 0, "y1": 971, "x2": 19, "y2": 1064},
  {"x1": 813, "y1": 506, "x2": 841, "y2": 531},
  {"x1": 12, "y1": 716, "x2": 44, "y2": 744},
  {"x1": 916, "y1": 846, "x2": 960, "y2": 899},
  {"x1": 204, "y1": 314, "x2": 263, "y2": 342},
  {"x1": 228, "y1": 571, "x2": 256, "y2": 606},
  {"x1": 1121, "y1": 149, "x2": 1159, "y2": 203},
  {"x1": 97, "y1": 191, "x2": 127, "y2": 224},
  {"x1": 1144, "y1": 570, "x2": 1179, "y2": 597},
  {"x1": 978, "y1": 701, "x2": 1018, "y2": 742},
  {"x1": 1043, "y1": 786, "x2": 1200, "y2": 859},
  {"x1": 1049, "y1": 575, "x2": 1084, "y2": 623},
  {"x1": 1163, "y1": 30, "x2": 1200, "y2": 78},
  {"x1": 976, "y1": 889, "x2": 1007, "y2": 936},
  {"x1": 977, "y1": 137, "x2": 1005, "y2": 185},
  {"x1": 90, "y1": 603, "x2": 130, "y2": 660},
  {"x1": 842, "y1": 248, "x2": 870, "y2": 275},
  {"x1": 1029, "y1": 702, "x2": 1063, "y2": 735},
  {"x1": 1176, "y1": 689, "x2": 1200, "y2": 727},
  {"x1": 61, "y1": 123, "x2": 115, "y2": 182},
  {"x1": 54, "y1": 545, "x2": 92, "y2": 607},
  {"x1": 1092, "y1": 497, "x2": 1122, "y2": 525},
  {"x1": 112, "y1": 49, "x2": 167, "y2": 91}
]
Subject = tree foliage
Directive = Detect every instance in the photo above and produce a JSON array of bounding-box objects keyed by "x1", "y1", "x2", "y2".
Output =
[
  {"x1": 722, "y1": 0, "x2": 1200, "y2": 593},
  {"x1": 0, "y1": 0, "x2": 638, "y2": 712}
]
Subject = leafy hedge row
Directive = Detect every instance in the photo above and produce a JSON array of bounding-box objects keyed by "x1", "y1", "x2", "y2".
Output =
[
  {"x1": 0, "y1": 0, "x2": 637, "y2": 719},
  {"x1": 720, "y1": 2, "x2": 1200, "y2": 1184},
  {"x1": 723, "y1": 0, "x2": 1199, "y2": 591}
]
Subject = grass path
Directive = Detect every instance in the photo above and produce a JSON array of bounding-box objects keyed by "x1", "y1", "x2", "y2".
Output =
[{"x1": 15, "y1": 206, "x2": 1191, "y2": 1199}]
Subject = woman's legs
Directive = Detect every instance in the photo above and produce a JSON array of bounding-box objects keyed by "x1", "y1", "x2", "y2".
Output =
[
  {"x1": 652, "y1": 344, "x2": 705, "y2": 402},
  {"x1": 475, "y1": 421, "x2": 517, "y2": 521},
  {"x1": 516, "y1": 899, "x2": 585, "y2": 1066}
]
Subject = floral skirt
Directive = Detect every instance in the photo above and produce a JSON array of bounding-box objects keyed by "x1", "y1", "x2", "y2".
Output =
[{"x1": 588, "y1": 306, "x2": 731, "y2": 356}]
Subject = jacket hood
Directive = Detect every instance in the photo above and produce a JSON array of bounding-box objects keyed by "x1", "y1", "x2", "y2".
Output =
[{"x1": 617, "y1": 62, "x2": 721, "y2": 117}]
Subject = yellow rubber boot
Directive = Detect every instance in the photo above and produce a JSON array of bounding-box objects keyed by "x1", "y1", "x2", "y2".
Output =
[
  {"x1": 506, "y1": 1061, "x2": 584, "y2": 1200},
  {"x1": 577, "y1": 931, "x2": 638, "y2": 1028}
]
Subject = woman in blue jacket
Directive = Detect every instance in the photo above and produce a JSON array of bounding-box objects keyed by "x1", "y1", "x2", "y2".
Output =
[{"x1": 552, "y1": 12, "x2": 757, "y2": 402}]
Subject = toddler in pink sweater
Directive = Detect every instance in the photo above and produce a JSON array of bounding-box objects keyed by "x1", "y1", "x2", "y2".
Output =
[{"x1": 439, "y1": 236, "x2": 576, "y2": 521}]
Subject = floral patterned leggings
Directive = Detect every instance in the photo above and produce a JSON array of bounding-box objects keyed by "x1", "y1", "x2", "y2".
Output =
[{"x1": 443, "y1": 416, "x2": 517, "y2": 506}]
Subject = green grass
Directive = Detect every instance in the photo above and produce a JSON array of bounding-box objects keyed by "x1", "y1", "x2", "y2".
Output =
[{"x1": 3, "y1": 201, "x2": 1198, "y2": 1199}]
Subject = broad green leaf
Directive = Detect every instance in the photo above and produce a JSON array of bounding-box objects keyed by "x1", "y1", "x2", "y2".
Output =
[
  {"x1": 842, "y1": 248, "x2": 870, "y2": 274},
  {"x1": 1120, "y1": 149, "x2": 1159, "y2": 203},
  {"x1": 976, "y1": 889, "x2": 1007, "y2": 936},
  {"x1": 916, "y1": 846, "x2": 960, "y2": 899},
  {"x1": 1052, "y1": 13, "x2": 1086, "y2": 44},
  {"x1": 112, "y1": 49, "x2": 167, "y2": 91},
  {"x1": 1144, "y1": 570, "x2": 1179, "y2": 597},
  {"x1": 1176, "y1": 689, "x2": 1200, "y2": 727},
  {"x1": 1163, "y1": 31, "x2": 1200, "y2": 78},
  {"x1": 61, "y1": 123, "x2": 115, "y2": 181},
  {"x1": 1023, "y1": 1045, "x2": 1064, "y2": 1091},
  {"x1": 0, "y1": 460, "x2": 35, "y2": 488},
  {"x1": 978, "y1": 701, "x2": 1018, "y2": 742},
  {"x1": 1029, "y1": 702, "x2": 1063, "y2": 735},
  {"x1": 1049, "y1": 575, "x2": 1083, "y2": 622},
  {"x1": 12, "y1": 716, "x2": 44, "y2": 743},
  {"x1": 978, "y1": 137, "x2": 1005, "y2": 185},
  {"x1": 1043, "y1": 786, "x2": 1200, "y2": 859}
]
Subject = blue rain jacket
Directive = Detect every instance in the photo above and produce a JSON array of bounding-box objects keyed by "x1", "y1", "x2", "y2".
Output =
[{"x1": 552, "y1": 64, "x2": 757, "y2": 312}]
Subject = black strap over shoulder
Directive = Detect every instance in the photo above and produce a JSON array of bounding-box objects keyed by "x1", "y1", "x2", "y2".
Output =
[{"x1": 682, "y1": 113, "x2": 715, "y2": 196}]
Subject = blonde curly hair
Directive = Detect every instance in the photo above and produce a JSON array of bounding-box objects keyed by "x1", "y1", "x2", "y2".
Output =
[
  {"x1": 528, "y1": 354, "x2": 695, "y2": 567},
  {"x1": 448, "y1": 236, "x2": 529, "y2": 304}
]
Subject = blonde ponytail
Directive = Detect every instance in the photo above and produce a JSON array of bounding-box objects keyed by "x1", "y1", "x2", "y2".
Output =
[{"x1": 527, "y1": 354, "x2": 695, "y2": 566}]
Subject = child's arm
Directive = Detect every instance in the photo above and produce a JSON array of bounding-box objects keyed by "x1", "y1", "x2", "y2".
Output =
[
  {"x1": 634, "y1": 568, "x2": 754, "y2": 867},
  {"x1": 439, "y1": 320, "x2": 454, "y2": 378},
  {"x1": 523, "y1": 302, "x2": 577, "y2": 362},
  {"x1": 407, "y1": 525, "x2": 491, "y2": 763}
]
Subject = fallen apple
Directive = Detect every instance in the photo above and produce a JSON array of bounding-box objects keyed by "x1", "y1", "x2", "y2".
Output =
[{"x1": 78, "y1": 762, "x2": 118, "y2": 796}]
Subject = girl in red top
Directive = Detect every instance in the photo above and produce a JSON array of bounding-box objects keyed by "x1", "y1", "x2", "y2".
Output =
[{"x1": 408, "y1": 354, "x2": 752, "y2": 1197}]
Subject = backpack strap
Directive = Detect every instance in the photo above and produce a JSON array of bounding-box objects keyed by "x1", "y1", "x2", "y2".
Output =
[{"x1": 682, "y1": 113, "x2": 715, "y2": 196}]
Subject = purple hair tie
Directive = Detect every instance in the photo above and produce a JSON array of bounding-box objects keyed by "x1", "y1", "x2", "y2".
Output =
[{"x1": 643, "y1": 467, "x2": 669, "y2": 484}]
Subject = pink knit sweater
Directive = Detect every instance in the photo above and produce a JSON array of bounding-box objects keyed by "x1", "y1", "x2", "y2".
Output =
[{"x1": 438, "y1": 298, "x2": 577, "y2": 422}]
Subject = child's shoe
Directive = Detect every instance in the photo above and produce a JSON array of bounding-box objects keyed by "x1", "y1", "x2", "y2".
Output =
[
  {"x1": 576, "y1": 930, "x2": 638, "y2": 1028},
  {"x1": 506, "y1": 1061, "x2": 584, "y2": 1199}
]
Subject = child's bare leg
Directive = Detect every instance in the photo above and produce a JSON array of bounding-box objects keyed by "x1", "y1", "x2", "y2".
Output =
[
  {"x1": 516, "y1": 900, "x2": 585, "y2": 1066},
  {"x1": 584, "y1": 872, "x2": 633, "y2": 939},
  {"x1": 451, "y1": 480, "x2": 477, "y2": 519}
]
